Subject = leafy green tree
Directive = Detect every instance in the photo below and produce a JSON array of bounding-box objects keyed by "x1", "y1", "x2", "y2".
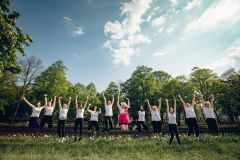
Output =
[{"x1": 0, "y1": 0, "x2": 32, "y2": 77}]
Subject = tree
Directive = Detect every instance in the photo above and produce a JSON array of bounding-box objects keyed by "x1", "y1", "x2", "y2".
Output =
[
  {"x1": 11, "y1": 56, "x2": 42, "y2": 123},
  {"x1": 0, "y1": 0, "x2": 32, "y2": 77}
]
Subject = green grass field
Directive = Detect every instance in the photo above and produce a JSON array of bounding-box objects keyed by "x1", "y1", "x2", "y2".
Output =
[{"x1": 1, "y1": 134, "x2": 240, "y2": 160}]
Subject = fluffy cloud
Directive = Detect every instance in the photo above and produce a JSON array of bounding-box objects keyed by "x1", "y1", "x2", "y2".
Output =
[
  {"x1": 206, "y1": 43, "x2": 240, "y2": 71},
  {"x1": 153, "y1": 51, "x2": 167, "y2": 57},
  {"x1": 104, "y1": 0, "x2": 152, "y2": 65},
  {"x1": 185, "y1": 0, "x2": 240, "y2": 33},
  {"x1": 146, "y1": 6, "x2": 160, "y2": 22},
  {"x1": 170, "y1": 0, "x2": 178, "y2": 7},
  {"x1": 63, "y1": 16, "x2": 84, "y2": 36},
  {"x1": 151, "y1": 16, "x2": 166, "y2": 27},
  {"x1": 185, "y1": 0, "x2": 202, "y2": 11}
]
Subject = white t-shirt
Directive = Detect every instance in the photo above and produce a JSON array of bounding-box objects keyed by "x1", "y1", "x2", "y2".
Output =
[
  {"x1": 89, "y1": 110, "x2": 99, "y2": 121},
  {"x1": 168, "y1": 112, "x2": 177, "y2": 124},
  {"x1": 118, "y1": 105, "x2": 126, "y2": 114},
  {"x1": 138, "y1": 110, "x2": 145, "y2": 122},
  {"x1": 59, "y1": 108, "x2": 69, "y2": 120},
  {"x1": 203, "y1": 107, "x2": 215, "y2": 119},
  {"x1": 184, "y1": 106, "x2": 196, "y2": 118},
  {"x1": 31, "y1": 106, "x2": 43, "y2": 117},
  {"x1": 44, "y1": 107, "x2": 54, "y2": 116},
  {"x1": 105, "y1": 105, "x2": 113, "y2": 116},
  {"x1": 151, "y1": 110, "x2": 161, "y2": 121},
  {"x1": 76, "y1": 108, "x2": 84, "y2": 118}
]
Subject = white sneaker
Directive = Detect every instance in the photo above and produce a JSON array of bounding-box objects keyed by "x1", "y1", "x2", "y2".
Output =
[
  {"x1": 58, "y1": 138, "x2": 62, "y2": 143},
  {"x1": 62, "y1": 137, "x2": 65, "y2": 142}
]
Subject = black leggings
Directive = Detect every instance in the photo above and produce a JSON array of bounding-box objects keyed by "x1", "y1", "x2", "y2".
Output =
[
  {"x1": 74, "y1": 118, "x2": 83, "y2": 136},
  {"x1": 104, "y1": 116, "x2": 114, "y2": 131},
  {"x1": 137, "y1": 121, "x2": 149, "y2": 131},
  {"x1": 206, "y1": 118, "x2": 219, "y2": 134},
  {"x1": 57, "y1": 119, "x2": 66, "y2": 138},
  {"x1": 151, "y1": 121, "x2": 162, "y2": 133},
  {"x1": 88, "y1": 121, "x2": 99, "y2": 132},
  {"x1": 40, "y1": 115, "x2": 53, "y2": 128},
  {"x1": 169, "y1": 124, "x2": 180, "y2": 145},
  {"x1": 29, "y1": 117, "x2": 40, "y2": 129},
  {"x1": 186, "y1": 118, "x2": 199, "y2": 137}
]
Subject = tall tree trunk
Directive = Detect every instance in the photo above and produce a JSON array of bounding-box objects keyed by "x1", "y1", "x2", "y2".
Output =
[{"x1": 10, "y1": 98, "x2": 21, "y2": 124}]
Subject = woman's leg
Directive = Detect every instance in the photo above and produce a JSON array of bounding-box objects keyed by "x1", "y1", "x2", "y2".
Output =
[
  {"x1": 193, "y1": 118, "x2": 199, "y2": 137},
  {"x1": 142, "y1": 122, "x2": 149, "y2": 131},
  {"x1": 173, "y1": 124, "x2": 181, "y2": 144},
  {"x1": 169, "y1": 124, "x2": 174, "y2": 145},
  {"x1": 137, "y1": 121, "x2": 142, "y2": 131},
  {"x1": 57, "y1": 120, "x2": 61, "y2": 138},
  {"x1": 74, "y1": 119, "x2": 78, "y2": 139},
  {"x1": 61, "y1": 120, "x2": 66, "y2": 137},
  {"x1": 186, "y1": 118, "x2": 193, "y2": 137},
  {"x1": 109, "y1": 116, "x2": 114, "y2": 130},
  {"x1": 79, "y1": 118, "x2": 83, "y2": 137},
  {"x1": 48, "y1": 116, "x2": 53, "y2": 128},
  {"x1": 152, "y1": 121, "x2": 157, "y2": 133},
  {"x1": 40, "y1": 116, "x2": 46, "y2": 128}
]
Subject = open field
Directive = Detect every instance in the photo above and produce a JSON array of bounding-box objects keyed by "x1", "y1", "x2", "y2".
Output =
[{"x1": 1, "y1": 134, "x2": 240, "y2": 160}]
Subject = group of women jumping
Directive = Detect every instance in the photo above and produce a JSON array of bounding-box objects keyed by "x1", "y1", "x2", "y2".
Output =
[{"x1": 21, "y1": 92, "x2": 219, "y2": 144}]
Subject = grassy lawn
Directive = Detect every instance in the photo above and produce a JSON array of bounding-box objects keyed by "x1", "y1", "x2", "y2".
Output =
[{"x1": 1, "y1": 134, "x2": 240, "y2": 160}]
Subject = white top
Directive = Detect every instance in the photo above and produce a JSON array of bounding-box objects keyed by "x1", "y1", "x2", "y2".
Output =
[
  {"x1": 203, "y1": 107, "x2": 215, "y2": 119},
  {"x1": 168, "y1": 112, "x2": 177, "y2": 124},
  {"x1": 151, "y1": 110, "x2": 161, "y2": 121},
  {"x1": 138, "y1": 110, "x2": 145, "y2": 121},
  {"x1": 31, "y1": 106, "x2": 43, "y2": 117},
  {"x1": 44, "y1": 107, "x2": 54, "y2": 116},
  {"x1": 105, "y1": 104, "x2": 113, "y2": 116},
  {"x1": 118, "y1": 105, "x2": 128, "y2": 114},
  {"x1": 59, "y1": 108, "x2": 69, "y2": 120},
  {"x1": 184, "y1": 106, "x2": 196, "y2": 118},
  {"x1": 89, "y1": 110, "x2": 100, "y2": 121},
  {"x1": 76, "y1": 108, "x2": 84, "y2": 118}
]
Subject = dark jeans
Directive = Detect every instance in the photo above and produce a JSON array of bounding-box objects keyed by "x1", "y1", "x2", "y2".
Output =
[
  {"x1": 169, "y1": 124, "x2": 180, "y2": 145},
  {"x1": 206, "y1": 118, "x2": 219, "y2": 134},
  {"x1": 74, "y1": 118, "x2": 83, "y2": 136},
  {"x1": 29, "y1": 117, "x2": 40, "y2": 129},
  {"x1": 57, "y1": 119, "x2": 66, "y2": 138},
  {"x1": 104, "y1": 116, "x2": 114, "y2": 131},
  {"x1": 186, "y1": 118, "x2": 199, "y2": 137},
  {"x1": 137, "y1": 121, "x2": 149, "y2": 131},
  {"x1": 40, "y1": 115, "x2": 53, "y2": 128},
  {"x1": 88, "y1": 121, "x2": 99, "y2": 132},
  {"x1": 151, "y1": 121, "x2": 162, "y2": 133}
]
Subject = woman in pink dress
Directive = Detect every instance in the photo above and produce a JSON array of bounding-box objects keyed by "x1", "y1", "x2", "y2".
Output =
[{"x1": 117, "y1": 94, "x2": 130, "y2": 131}]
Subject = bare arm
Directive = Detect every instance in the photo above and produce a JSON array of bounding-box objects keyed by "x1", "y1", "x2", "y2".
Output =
[
  {"x1": 146, "y1": 99, "x2": 152, "y2": 112},
  {"x1": 52, "y1": 96, "x2": 56, "y2": 108},
  {"x1": 102, "y1": 93, "x2": 107, "y2": 106},
  {"x1": 67, "y1": 97, "x2": 72, "y2": 108},
  {"x1": 83, "y1": 96, "x2": 89, "y2": 110},
  {"x1": 174, "y1": 98, "x2": 176, "y2": 113},
  {"x1": 158, "y1": 98, "x2": 162, "y2": 112},
  {"x1": 200, "y1": 92, "x2": 205, "y2": 109},
  {"x1": 44, "y1": 94, "x2": 47, "y2": 107},
  {"x1": 178, "y1": 94, "x2": 186, "y2": 108},
  {"x1": 117, "y1": 94, "x2": 121, "y2": 110},
  {"x1": 112, "y1": 94, "x2": 115, "y2": 106},
  {"x1": 166, "y1": 99, "x2": 169, "y2": 113},
  {"x1": 191, "y1": 94, "x2": 196, "y2": 107},
  {"x1": 211, "y1": 94, "x2": 215, "y2": 108},
  {"x1": 75, "y1": 95, "x2": 78, "y2": 110},
  {"x1": 22, "y1": 96, "x2": 35, "y2": 108},
  {"x1": 58, "y1": 97, "x2": 62, "y2": 109},
  {"x1": 126, "y1": 98, "x2": 130, "y2": 108}
]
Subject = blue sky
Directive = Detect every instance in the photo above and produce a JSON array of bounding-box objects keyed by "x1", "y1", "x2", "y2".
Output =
[{"x1": 12, "y1": 0, "x2": 240, "y2": 91}]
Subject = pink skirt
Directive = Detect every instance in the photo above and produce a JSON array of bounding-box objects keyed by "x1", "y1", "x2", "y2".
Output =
[{"x1": 118, "y1": 113, "x2": 129, "y2": 125}]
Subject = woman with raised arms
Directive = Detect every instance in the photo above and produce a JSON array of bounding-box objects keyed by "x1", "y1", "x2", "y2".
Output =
[
  {"x1": 146, "y1": 98, "x2": 162, "y2": 135},
  {"x1": 178, "y1": 94, "x2": 200, "y2": 137},
  {"x1": 74, "y1": 95, "x2": 89, "y2": 141},
  {"x1": 87, "y1": 104, "x2": 101, "y2": 135},
  {"x1": 200, "y1": 93, "x2": 219, "y2": 134},
  {"x1": 40, "y1": 94, "x2": 56, "y2": 128},
  {"x1": 136, "y1": 100, "x2": 149, "y2": 132},
  {"x1": 22, "y1": 95, "x2": 44, "y2": 129},
  {"x1": 102, "y1": 93, "x2": 114, "y2": 132},
  {"x1": 57, "y1": 96, "x2": 72, "y2": 142},
  {"x1": 166, "y1": 98, "x2": 180, "y2": 145},
  {"x1": 117, "y1": 94, "x2": 131, "y2": 131}
]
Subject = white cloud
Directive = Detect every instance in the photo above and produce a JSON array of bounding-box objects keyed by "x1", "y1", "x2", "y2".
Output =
[
  {"x1": 206, "y1": 43, "x2": 240, "y2": 71},
  {"x1": 166, "y1": 27, "x2": 174, "y2": 33},
  {"x1": 146, "y1": 6, "x2": 160, "y2": 22},
  {"x1": 151, "y1": 16, "x2": 166, "y2": 27},
  {"x1": 170, "y1": 0, "x2": 178, "y2": 7},
  {"x1": 153, "y1": 51, "x2": 167, "y2": 57},
  {"x1": 104, "y1": 0, "x2": 152, "y2": 65},
  {"x1": 185, "y1": 0, "x2": 202, "y2": 11},
  {"x1": 185, "y1": 0, "x2": 240, "y2": 33},
  {"x1": 62, "y1": 16, "x2": 84, "y2": 37}
]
